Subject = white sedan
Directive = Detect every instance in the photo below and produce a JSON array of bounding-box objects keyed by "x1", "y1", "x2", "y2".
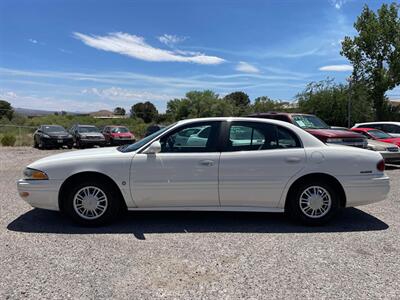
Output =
[{"x1": 17, "y1": 117, "x2": 390, "y2": 226}]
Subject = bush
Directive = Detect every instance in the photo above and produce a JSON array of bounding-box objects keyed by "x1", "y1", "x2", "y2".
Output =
[{"x1": 1, "y1": 134, "x2": 16, "y2": 146}]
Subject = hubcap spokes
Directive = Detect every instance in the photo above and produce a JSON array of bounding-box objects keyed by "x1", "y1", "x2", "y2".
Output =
[
  {"x1": 73, "y1": 186, "x2": 108, "y2": 220},
  {"x1": 299, "y1": 186, "x2": 331, "y2": 218}
]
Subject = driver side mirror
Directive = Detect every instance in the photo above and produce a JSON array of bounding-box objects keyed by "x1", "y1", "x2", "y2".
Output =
[{"x1": 143, "y1": 140, "x2": 161, "y2": 154}]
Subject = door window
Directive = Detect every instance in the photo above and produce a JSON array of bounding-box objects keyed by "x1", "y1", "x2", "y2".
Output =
[
  {"x1": 159, "y1": 122, "x2": 219, "y2": 153},
  {"x1": 226, "y1": 122, "x2": 301, "y2": 151},
  {"x1": 382, "y1": 124, "x2": 400, "y2": 134}
]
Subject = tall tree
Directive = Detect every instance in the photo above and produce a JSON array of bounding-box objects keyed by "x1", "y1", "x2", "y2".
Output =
[
  {"x1": 113, "y1": 107, "x2": 126, "y2": 115},
  {"x1": 341, "y1": 2, "x2": 400, "y2": 120},
  {"x1": 223, "y1": 91, "x2": 250, "y2": 116},
  {"x1": 130, "y1": 101, "x2": 158, "y2": 123},
  {"x1": 0, "y1": 100, "x2": 14, "y2": 120},
  {"x1": 251, "y1": 96, "x2": 287, "y2": 113}
]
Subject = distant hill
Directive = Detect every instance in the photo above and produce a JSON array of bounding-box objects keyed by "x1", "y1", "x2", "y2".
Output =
[{"x1": 14, "y1": 107, "x2": 83, "y2": 117}]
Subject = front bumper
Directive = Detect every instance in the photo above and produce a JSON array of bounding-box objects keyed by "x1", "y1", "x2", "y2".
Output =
[
  {"x1": 111, "y1": 138, "x2": 135, "y2": 145},
  {"x1": 339, "y1": 174, "x2": 390, "y2": 207},
  {"x1": 79, "y1": 139, "x2": 106, "y2": 146},
  {"x1": 17, "y1": 179, "x2": 63, "y2": 211},
  {"x1": 42, "y1": 137, "x2": 73, "y2": 147}
]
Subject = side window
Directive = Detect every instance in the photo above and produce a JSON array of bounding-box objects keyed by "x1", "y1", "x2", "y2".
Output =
[
  {"x1": 383, "y1": 124, "x2": 400, "y2": 134},
  {"x1": 275, "y1": 126, "x2": 301, "y2": 148},
  {"x1": 159, "y1": 122, "x2": 218, "y2": 153},
  {"x1": 226, "y1": 122, "x2": 301, "y2": 151}
]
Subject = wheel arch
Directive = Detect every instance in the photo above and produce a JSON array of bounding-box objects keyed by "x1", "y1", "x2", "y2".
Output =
[
  {"x1": 58, "y1": 171, "x2": 127, "y2": 212},
  {"x1": 284, "y1": 173, "x2": 346, "y2": 210}
]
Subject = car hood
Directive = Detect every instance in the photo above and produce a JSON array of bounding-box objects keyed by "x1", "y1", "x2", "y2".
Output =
[
  {"x1": 305, "y1": 129, "x2": 363, "y2": 138},
  {"x1": 112, "y1": 133, "x2": 133, "y2": 137},
  {"x1": 379, "y1": 137, "x2": 400, "y2": 145},
  {"x1": 367, "y1": 140, "x2": 398, "y2": 151},
  {"x1": 28, "y1": 147, "x2": 126, "y2": 169}
]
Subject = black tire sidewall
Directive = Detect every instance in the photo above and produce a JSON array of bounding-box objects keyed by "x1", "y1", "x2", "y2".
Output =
[
  {"x1": 63, "y1": 180, "x2": 122, "y2": 226},
  {"x1": 287, "y1": 181, "x2": 339, "y2": 225}
]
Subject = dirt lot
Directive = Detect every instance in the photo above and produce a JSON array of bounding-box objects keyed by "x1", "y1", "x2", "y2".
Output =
[{"x1": 1, "y1": 147, "x2": 399, "y2": 299}]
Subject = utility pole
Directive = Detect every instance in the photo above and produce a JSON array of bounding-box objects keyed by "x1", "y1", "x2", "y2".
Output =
[{"x1": 347, "y1": 76, "x2": 353, "y2": 128}]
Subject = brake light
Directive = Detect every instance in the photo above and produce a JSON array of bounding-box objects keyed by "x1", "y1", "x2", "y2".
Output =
[{"x1": 377, "y1": 159, "x2": 385, "y2": 172}]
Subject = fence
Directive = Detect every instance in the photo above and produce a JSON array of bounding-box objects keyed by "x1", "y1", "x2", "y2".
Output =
[{"x1": 0, "y1": 124, "x2": 37, "y2": 146}]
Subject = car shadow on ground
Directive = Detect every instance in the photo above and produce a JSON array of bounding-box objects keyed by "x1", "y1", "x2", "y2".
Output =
[{"x1": 7, "y1": 208, "x2": 388, "y2": 240}]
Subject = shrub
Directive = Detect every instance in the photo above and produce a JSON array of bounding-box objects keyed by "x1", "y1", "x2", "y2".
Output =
[{"x1": 1, "y1": 134, "x2": 16, "y2": 146}]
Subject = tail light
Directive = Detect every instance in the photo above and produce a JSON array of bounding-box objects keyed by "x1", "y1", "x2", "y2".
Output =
[{"x1": 377, "y1": 159, "x2": 385, "y2": 172}]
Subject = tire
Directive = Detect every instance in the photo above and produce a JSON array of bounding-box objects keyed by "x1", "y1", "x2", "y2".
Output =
[
  {"x1": 63, "y1": 179, "x2": 123, "y2": 226},
  {"x1": 67, "y1": 144, "x2": 73, "y2": 149},
  {"x1": 38, "y1": 138, "x2": 44, "y2": 150},
  {"x1": 33, "y1": 137, "x2": 38, "y2": 148},
  {"x1": 76, "y1": 139, "x2": 83, "y2": 149},
  {"x1": 286, "y1": 180, "x2": 340, "y2": 225}
]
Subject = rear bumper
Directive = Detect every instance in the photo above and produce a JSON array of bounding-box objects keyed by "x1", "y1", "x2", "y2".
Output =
[
  {"x1": 380, "y1": 151, "x2": 400, "y2": 164},
  {"x1": 17, "y1": 179, "x2": 62, "y2": 211},
  {"x1": 339, "y1": 174, "x2": 390, "y2": 207}
]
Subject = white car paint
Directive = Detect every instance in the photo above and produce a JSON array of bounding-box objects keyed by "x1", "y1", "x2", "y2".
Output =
[
  {"x1": 18, "y1": 117, "x2": 390, "y2": 215},
  {"x1": 353, "y1": 122, "x2": 400, "y2": 137}
]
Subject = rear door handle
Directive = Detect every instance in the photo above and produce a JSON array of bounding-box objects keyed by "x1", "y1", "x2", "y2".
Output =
[
  {"x1": 199, "y1": 159, "x2": 214, "y2": 166},
  {"x1": 285, "y1": 157, "x2": 301, "y2": 163}
]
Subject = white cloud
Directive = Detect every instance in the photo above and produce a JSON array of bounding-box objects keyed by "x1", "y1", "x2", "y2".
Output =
[
  {"x1": 73, "y1": 32, "x2": 225, "y2": 65},
  {"x1": 28, "y1": 39, "x2": 38, "y2": 44},
  {"x1": 235, "y1": 61, "x2": 260, "y2": 73},
  {"x1": 81, "y1": 87, "x2": 174, "y2": 101},
  {"x1": 331, "y1": 0, "x2": 347, "y2": 10},
  {"x1": 319, "y1": 64, "x2": 353, "y2": 72},
  {"x1": 158, "y1": 34, "x2": 186, "y2": 47}
]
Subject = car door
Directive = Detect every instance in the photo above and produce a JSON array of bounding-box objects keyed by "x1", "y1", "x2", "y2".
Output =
[
  {"x1": 219, "y1": 121, "x2": 306, "y2": 208},
  {"x1": 130, "y1": 121, "x2": 222, "y2": 207}
]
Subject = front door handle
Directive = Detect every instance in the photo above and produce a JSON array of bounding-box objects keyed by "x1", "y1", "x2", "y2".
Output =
[
  {"x1": 285, "y1": 157, "x2": 301, "y2": 163},
  {"x1": 199, "y1": 159, "x2": 214, "y2": 166}
]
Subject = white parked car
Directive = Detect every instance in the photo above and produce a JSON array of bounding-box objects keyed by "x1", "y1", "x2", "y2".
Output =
[
  {"x1": 353, "y1": 122, "x2": 400, "y2": 137},
  {"x1": 17, "y1": 117, "x2": 390, "y2": 226}
]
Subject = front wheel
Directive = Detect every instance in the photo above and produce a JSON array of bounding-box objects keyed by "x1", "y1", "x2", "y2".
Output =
[
  {"x1": 63, "y1": 180, "x2": 123, "y2": 226},
  {"x1": 286, "y1": 181, "x2": 340, "y2": 225}
]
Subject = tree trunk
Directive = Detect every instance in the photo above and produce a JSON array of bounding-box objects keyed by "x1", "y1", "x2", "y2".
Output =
[{"x1": 373, "y1": 89, "x2": 386, "y2": 121}]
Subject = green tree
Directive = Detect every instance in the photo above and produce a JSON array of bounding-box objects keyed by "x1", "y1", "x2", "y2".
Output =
[
  {"x1": 114, "y1": 107, "x2": 126, "y2": 115},
  {"x1": 130, "y1": 101, "x2": 158, "y2": 123},
  {"x1": 0, "y1": 100, "x2": 14, "y2": 120},
  {"x1": 251, "y1": 96, "x2": 287, "y2": 113},
  {"x1": 223, "y1": 91, "x2": 250, "y2": 116},
  {"x1": 341, "y1": 2, "x2": 400, "y2": 120},
  {"x1": 296, "y1": 79, "x2": 373, "y2": 127},
  {"x1": 166, "y1": 90, "x2": 235, "y2": 121}
]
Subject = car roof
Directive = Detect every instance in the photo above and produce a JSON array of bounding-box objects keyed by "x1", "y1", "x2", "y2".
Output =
[
  {"x1": 247, "y1": 112, "x2": 314, "y2": 117},
  {"x1": 354, "y1": 121, "x2": 400, "y2": 126}
]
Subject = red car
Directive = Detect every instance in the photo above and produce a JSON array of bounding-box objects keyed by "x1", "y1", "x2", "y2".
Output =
[
  {"x1": 102, "y1": 125, "x2": 136, "y2": 146},
  {"x1": 351, "y1": 127, "x2": 400, "y2": 147},
  {"x1": 247, "y1": 112, "x2": 368, "y2": 148}
]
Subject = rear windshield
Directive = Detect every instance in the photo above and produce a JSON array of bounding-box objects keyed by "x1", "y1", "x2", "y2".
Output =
[
  {"x1": 43, "y1": 125, "x2": 66, "y2": 133},
  {"x1": 292, "y1": 115, "x2": 330, "y2": 129}
]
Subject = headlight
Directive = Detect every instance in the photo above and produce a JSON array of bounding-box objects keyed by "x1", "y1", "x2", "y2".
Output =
[
  {"x1": 23, "y1": 168, "x2": 49, "y2": 180},
  {"x1": 80, "y1": 134, "x2": 87, "y2": 138},
  {"x1": 42, "y1": 134, "x2": 50, "y2": 138},
  {"x1": 326, "y1": 138, "x2": 343, "y2": 143},
  {"x1": 67, "y1": 134, "x2": 73, "y2": 138}
]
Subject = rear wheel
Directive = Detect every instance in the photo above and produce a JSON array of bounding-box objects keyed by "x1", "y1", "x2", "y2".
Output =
[
  {"x1": 286, "y1": 180, "x2": 340, "y2": 225},
  {"x1": 63, "y1": 180, "x2": 123, "y2": 226}
]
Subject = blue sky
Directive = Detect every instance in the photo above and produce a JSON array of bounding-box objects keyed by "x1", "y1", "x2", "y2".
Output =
[{"x1": 0, "y1": 0, "x2": 398, "y2": 112}]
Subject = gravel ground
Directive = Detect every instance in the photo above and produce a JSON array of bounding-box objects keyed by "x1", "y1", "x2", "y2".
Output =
[{"x1": 0, "y1": 146, "x2": 399, "y2": 299}]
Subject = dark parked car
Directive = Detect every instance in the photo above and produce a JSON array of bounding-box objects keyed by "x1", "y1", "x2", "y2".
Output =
[
  {"x1": 69, "y1": 124, "x2": 106, "y2": 148},
  {"x1": 102, "y1": 125, "x2": 136, "y2": 145},
  {"x1": 145, "y1": 124, "x2": 166, "y2": 137},
  {"x1": 247, "y1": 112, "x2": 368, "y2": 148},
  {"x1": 33, "y1": 125, "x2": 73, "y2": 149}
]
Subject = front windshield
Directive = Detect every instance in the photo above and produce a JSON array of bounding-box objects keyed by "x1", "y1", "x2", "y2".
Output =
[
  {"x1": 292, "y1": 115, "x2": 330, "y2": 129},
  {"x1": 119, "y1": 123, "x2": 175, "y2": 152},
  {"x1": 111, "y1": 127, "x2": 129, "y2": 133},
  {"x1": 43, "y1": 125, "x2": 66, "y2": 133},
  {"x1": 78, "y1": 126, "x2": 100, "y2": 133},
  {"x1": 368, "y1": 129, "x2": 392, "y2": 139}
]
